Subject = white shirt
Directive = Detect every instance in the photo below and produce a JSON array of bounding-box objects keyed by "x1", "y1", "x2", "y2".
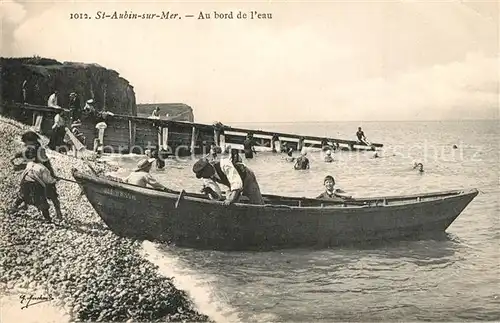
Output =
[
  {"x1": 211, "y1": 158, "x2": 244, "y2": 192},
  {"x1": 22, "y1": 162, "x2": 56, "y2": 187},
  {"x1": 53, "y1": 114, "x2": 65, "y2": 128},
  {"x1": 125, "y1": 171, "x2": 163, "y2": 189},
  {"x1": 47, "y1": 93, "x2": 58, "y2": 107}
]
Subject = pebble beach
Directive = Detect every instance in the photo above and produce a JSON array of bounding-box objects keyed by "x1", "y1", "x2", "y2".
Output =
[{"x1": 0, "y1": 116, "x2": 211, "y2": 322}]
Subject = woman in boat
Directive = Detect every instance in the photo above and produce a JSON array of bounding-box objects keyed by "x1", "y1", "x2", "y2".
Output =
[
  {"x1": 294, "y1": 150, "x2": 310, "y2": 170},
  {"x1": 192, "y1": 157, "x2": 264, "y2": 205},
  {"x1": 125, "y1": 158, "x2": 172, "y2": 190},
  {"x1": 317, "y1": 175, "x2": 352, "y2": 200}
]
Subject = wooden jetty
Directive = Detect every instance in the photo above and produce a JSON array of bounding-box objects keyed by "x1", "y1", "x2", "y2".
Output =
[{"x1": 0, "y1": 102, "x2": 383, "y2": 156}]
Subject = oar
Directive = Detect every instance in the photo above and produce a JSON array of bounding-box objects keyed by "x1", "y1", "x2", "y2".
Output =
[{"x1": 175, "y1": 190, "x2": 186, "y2": 208}]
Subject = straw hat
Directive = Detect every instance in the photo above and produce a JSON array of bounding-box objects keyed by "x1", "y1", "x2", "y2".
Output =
[
  {"x1": 192, "y1": 158, "x2": 211, "y2": 178},
  {"x1": 86, "y1": 99, "x2": 94, "y2": 104},
  {"x1": 133, "y1": 158, "x2": 156, "y2": 172}
]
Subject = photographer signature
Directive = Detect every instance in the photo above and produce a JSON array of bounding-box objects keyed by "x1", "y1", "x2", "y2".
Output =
[{"x1": 19, "y1": 294, "x2": 54, "y2": 309}]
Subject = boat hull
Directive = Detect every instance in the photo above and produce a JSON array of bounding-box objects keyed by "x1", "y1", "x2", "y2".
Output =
[{"x1": 73, "y1": 171, "x2": 478, "y2": 250}]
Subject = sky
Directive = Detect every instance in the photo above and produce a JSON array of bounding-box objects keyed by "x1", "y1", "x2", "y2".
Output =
[{"x1": 1, "y1": 0, "x2": 498, "y2": 123}]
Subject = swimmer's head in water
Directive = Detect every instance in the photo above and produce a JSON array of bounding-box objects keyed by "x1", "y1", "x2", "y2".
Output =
[{"x1": 414, "y1": 162, "x2": 424, "y2": 172}]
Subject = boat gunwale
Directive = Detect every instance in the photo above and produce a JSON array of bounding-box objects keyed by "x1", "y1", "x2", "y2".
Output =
[{"x1": 72, "y1": 170, "x2": 478, "y2": 211}]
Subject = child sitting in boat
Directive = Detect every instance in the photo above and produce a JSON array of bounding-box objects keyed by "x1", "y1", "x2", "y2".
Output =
[{"x1": 317, "y1": 175, "x2": 352, "y2": 200}]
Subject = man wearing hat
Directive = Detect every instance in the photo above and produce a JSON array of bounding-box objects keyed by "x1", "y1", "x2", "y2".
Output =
[
  {"x1": 125, "y1": 158, "x2": 169, "y2": 190},
  {"x1": 192, "y1": 157, "x2": 264, "y2": 205},
  {"x1": 316, "y1": 175, "x2": 351, "y2": 200},
  {"x1": 15, "y1": 146, "x2": 59, "y2": 223},
  {"x1": 10, "y1": 133, "x2": 63, "y2": 219}
]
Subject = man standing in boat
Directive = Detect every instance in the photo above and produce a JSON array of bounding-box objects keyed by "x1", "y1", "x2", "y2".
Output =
[{"x1": 192, "y1": 156, "x2": 264, "y2": 205}]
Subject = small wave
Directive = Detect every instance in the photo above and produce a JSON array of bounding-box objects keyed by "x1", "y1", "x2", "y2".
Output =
[{"x1": 140, "y1": 241, "x2": 242, "y2": 323}]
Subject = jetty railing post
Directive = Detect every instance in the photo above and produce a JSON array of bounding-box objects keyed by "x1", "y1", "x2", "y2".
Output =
[
  {"x1": 162, "y1": 125, "x2": 169, "y2": 150},
  {"x1": 128, "y1": 119, "x2": 136, "y2": 153},
  {"x1": 190, "y1": 126, "x2": 197, "y2": 156},
  {"x1": 214, "y1": 128, "x2": 220, "y2": 147},
  {"x1": 298, "y1": 137, "x2": 304, "y2": 152},
  {"x1": 220, "y1": 130, "x2": 225, "y2": 150}
]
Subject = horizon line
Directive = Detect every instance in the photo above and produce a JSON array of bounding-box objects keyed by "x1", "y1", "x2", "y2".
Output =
[{"x1": 195, "y1": 118, "x2": 499, "y2": 124}]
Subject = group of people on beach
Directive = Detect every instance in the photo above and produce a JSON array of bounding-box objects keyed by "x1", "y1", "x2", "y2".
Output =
[{"x1": 44, "y1": 90, "x2": 115, "y2": 156}]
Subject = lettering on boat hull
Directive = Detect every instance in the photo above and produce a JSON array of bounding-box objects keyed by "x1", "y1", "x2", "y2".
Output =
[{"x1": 101, "y1": 188, "x2": 137, "y2": 200}]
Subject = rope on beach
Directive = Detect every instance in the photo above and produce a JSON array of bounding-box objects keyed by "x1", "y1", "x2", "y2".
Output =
[{"x1": 56, "y1": 176, "x2": 79, "y2": 184}]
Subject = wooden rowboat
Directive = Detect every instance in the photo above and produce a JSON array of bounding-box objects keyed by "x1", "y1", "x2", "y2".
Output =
[{"x1": 72, "y1": 170, "x2": 478, "y2": 251}]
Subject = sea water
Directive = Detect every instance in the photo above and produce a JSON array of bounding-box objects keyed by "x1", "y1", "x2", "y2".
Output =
[{"x1": 107, "y1": 120, "x2": 499, "y2": 322}]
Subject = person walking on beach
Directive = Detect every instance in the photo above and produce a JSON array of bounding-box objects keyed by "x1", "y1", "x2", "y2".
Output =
[
  {"x1": 14, "y1": 147, "x2": 60, "y2": 223},
  {"x1": 10, "y1": 131, "x2": 64, "y2": 219}
]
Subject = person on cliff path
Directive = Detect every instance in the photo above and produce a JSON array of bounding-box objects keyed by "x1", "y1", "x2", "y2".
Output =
[
  {"x1": 68, "y1": 92, "x2": 82, "y2": 122},
  {"x1": 14, "y1": 147, "x2": 61, "y2": 223},
  {"x1": 192, "y1": 156, "x2": 264, "y2": 205},
  {"x1": 151, "y1": 107, "x2": 160, "y2": 119},
  {"x1": 10, "y1": 131, "x2": 64, "y2": 219},
  {"x1": 47, "y1": 90, "x2": 60, "y2": 108}
]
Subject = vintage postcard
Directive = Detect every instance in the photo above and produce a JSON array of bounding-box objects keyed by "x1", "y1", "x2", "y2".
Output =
[{"x1": 0, "y1": 1, "x2": 498, "y2": 322}]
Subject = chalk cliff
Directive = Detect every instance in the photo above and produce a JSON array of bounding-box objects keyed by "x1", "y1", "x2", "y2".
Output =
[{"x1": 0, "y1": 57, "x2": 136, "y2": 116}]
